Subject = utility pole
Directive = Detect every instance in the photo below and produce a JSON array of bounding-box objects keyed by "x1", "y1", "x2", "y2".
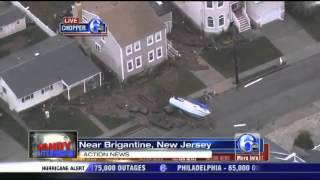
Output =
[{"x1": 231, "y1": 22, "x2": 240, "y2": 85}]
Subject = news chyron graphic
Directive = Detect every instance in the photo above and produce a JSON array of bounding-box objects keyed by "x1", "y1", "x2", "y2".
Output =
[
  {"x1": 235, "y1": 133, "x2": 266, "y2": 161},
  {"x1": 29, "y1": 131, "x2": 77, "y2": 158},
  {"x1": 59, "y1": 17, "x2": 107, "y2": 36}
]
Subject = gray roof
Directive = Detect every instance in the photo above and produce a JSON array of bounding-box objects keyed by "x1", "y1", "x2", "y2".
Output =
[
  {"x1": 149, "y1": 1, "x2": 173, "y2": 17},
  {"x1": 0, "y1": 35, "x2": 101, "y2": 98},
  {"x1": 82, "y1": 1, "x2": 165, "y2": 47},
  {"x1": 0, "y1": 1, "x2": 25, "y2": 26}
]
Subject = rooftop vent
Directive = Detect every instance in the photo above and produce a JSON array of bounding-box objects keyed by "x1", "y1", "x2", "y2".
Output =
[{"x1": 34, "y1": 52, "x2": 40, "y2": 56}]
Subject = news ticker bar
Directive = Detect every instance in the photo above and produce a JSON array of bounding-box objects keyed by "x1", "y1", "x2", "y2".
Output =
[{"x1": 0, "y1": 162, "x2": 320, "y2": 173}]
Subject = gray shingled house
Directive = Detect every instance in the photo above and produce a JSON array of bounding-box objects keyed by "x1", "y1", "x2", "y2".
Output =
[
  {"x1": 0, "y1": 35, "x2": 102, "y2": 112},
  {"x1": 0, "y1": 1, "x2": 26, "y2": 39},
  {"x1": 72, "y1": 1, "x2": 168, "y2": 82}
]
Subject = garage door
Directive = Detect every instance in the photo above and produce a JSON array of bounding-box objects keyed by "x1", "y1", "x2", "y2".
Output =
[{"x1": 262, "y1": 9, "x2": 280, "y2": 25}]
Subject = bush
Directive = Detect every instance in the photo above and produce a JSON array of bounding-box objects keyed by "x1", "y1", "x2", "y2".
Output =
[{"x1": 294, "y1": 130, "x2": 314, "y2": 150}]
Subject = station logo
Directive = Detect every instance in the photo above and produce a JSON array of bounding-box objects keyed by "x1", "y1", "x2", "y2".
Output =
[
  {"x1": 29, "y1": 131, "x2": 77, "y2": 158},
  {"x1": 236, "y1": 133, "x2": 260, "y2": 153},
  {"x1": 59, "y1": 17, "x2": 107, "y2": 36}
]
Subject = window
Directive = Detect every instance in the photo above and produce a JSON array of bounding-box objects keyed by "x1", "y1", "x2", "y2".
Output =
[
  {"x1": 2, "y1": 87, "x2": 6, "y2": 94},
  {"x1": 17, "y1": 20, "x2": 20, "y2": 24},
  {"x1": 22, "y1": 94, "x2": 34, "y2": 103},
  {"x1": 126, "y1": 44, "x2": 132, "y2": 56},
  {"x1": 217, "y1": 1, "x2": 224, "y2": 8},
  {"x1": 155, "y1": 31, "x2": 162, "y2": 42},
  {"x1": 147, "y1": 35, "x2": 154, "y2": 46},
  {"x1": 95, "y1": 42, "x2": 101, "y2": 52},
  {"x1": 82, "y1": 16, "x2": 88, "y2": 23},
  {"x1": 219, "y1": 15, "x2": 224, "y2": 26},
  {"x1": 156, "y1": 47, "x2": 163, "y2": 59},
  {"x1": 148, "y1": 50, "x2": 155, "y2": 62},
  {"x1": 135, "y1": 56, "x2": 142, "y2": 68},
  {"x1": 207, "y1": 16, "x2": 214, "y2": 27},
  {"x1": 41, "y1": 85, "x2": 54, "y2": 94},
  {"x1": 101, "y1": 36, "x2": 106, "y2": 43},
  {"x1": 206, "y1": 1, "x2": 213, "y2": 8},
  {"x1": 127, "y1": 59, "x2": 134, "y2": 72},
  {"x1": 134, "y1": 41, "x2": 141, "y2": 52},
  {"x1": 0, "y1": 27, "x2": 2, "y2": 31}
]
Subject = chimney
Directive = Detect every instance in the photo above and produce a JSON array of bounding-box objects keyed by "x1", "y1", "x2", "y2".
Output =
[{"x1": 73, "y1": 1, "x2": 82, "y2": 20}]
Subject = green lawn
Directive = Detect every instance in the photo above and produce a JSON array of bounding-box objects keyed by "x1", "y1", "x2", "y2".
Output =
[
  {"x1": 201, "y1": 36, "x2": 283, "y2": 78},
  {"x1": 175, "y1": 67, "x2": 206, "y2": 96},
  {"x1": 99, "y1": 116, "x2": 130, "y2": 130},
  {"x1": 0, "y1": 109, "x2": 28, "y2": 148},
  {"x1": 0, "y1": 25, "x2": 48, "y2": 58},
  {"x1": 22, "y1": 107, "x2": 103, "y2": 137},
  {"x1": 289, "y1": 12, "x2": 320, "y2": 42},
  {"x1": 21, "y1": 1, "x2": 74, "y2": 31}
]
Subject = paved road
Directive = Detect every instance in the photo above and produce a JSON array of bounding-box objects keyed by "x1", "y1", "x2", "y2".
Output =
[
  {"x1": 208, "y1": 51, "x2": 320, "y2": 136},
  {"x1": 136, "y1": 51, "x2": 320, "y2": 138}
]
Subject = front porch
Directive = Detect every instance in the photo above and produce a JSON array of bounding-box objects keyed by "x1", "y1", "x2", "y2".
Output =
[{"x1": 62, "y1": 72, "x2": 102, "y2": 101}]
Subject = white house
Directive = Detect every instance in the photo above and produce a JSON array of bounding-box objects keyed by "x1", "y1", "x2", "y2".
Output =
[
  {"x1": 0, "y1": 1, "x2": 26, "y2": 39},
  {"x1": 174, "y1": 1, "x2": 285, "y2": 34},
  {"x1": 0, "y1": 35, "x2": 102, "y2": 112}
]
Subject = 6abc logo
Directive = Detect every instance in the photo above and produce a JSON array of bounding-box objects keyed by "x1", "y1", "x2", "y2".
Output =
[
  {"x1": 88, "y1": 19, "x2": 106, "y2": 34},
  {"x1": 236, "y1": 133, "x2": 260, "y2": 153}
]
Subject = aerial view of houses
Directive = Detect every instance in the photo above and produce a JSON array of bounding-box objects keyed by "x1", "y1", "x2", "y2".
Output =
[
  {"x1": 0, "y1": 1, "x2": 26, "y2": 39},
  {"x1": 0, "y1": 1, "x2": 320, "y2": 166}
]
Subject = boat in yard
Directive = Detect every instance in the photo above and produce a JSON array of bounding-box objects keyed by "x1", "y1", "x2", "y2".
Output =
[{"x1": 169, "y1": 96, "x2": 211, "y2": 118}]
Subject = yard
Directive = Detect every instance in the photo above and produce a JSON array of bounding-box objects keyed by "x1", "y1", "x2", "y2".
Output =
[
  {"x1": 21, "y1": 105, "x2": 103, "y2": 137},
  {"x1": 0, "y1": 25, "x2": 48, "y2": 58},
  {"x1": 100, "y1": 116, "x2": 130, "y2": 130},
  {"x1": 21, "y1": 1, "x2": 74, "y2": 32},
  {"x1": 201, "y1": 36, "x2": 283, "y2": 78},
  {"x1": 0, "y1": 108, "x2": 28, "y2": 148},
  {"x1": 289, "y1": 11, "x2": 320, "y2": 42},
  {"x1": 286, "y1": 2, "x2": 320, "y2": 42}
]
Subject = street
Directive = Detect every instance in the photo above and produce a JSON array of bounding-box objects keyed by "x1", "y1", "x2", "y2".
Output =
[{"x1": 130, "y1": 51, "x2": 320, "y2": 139}]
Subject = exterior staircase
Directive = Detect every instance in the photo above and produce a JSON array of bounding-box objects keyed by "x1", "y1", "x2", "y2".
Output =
[{"x1": 232, "y1": 8, "x2": 251, "y2": 33}]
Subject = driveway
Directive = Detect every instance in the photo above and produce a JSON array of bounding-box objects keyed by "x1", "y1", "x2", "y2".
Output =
[{"x1": 256, "y1": 14, "x2": 317, "y2": 55}]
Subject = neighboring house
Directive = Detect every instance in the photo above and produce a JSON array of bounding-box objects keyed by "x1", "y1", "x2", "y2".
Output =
[
  {"x1": 72, "y1": 1, "x2": 168, "y2": 81},
  {"x1": 174, "y1": 1, "x2": 285, "y2": 35},
  {"x1": 149, "y1": 1, "x2": 173, "y2": 34},
  {"x1": 0, "y1": 1, "x2": 26, "y2": 39},
  {"x1": 0, "y1": 35, "x2": 102, "y2": 113}
]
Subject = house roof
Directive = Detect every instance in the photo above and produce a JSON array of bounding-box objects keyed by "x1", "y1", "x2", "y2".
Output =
[
  {"x1": 0, "y1": 1, "x2": 25, "y2": 27},
  {"x1": 82, "y1": 1, "x2": 165, "y2": 47},
  {"x1": 0, "y1": 35, "x2": 101, "y2": 98},
  {"x1": 149, "y1": 1, "x2": 173, "y2": 17}
]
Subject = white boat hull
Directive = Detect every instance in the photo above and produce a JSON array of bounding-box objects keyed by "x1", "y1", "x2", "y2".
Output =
[{"x1": 169, "y1": 97, "x2": 211, "y2": 118}]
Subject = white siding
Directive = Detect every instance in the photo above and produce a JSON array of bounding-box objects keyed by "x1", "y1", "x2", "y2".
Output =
[
  {"x1": 174, "y1": 1, "x2": 232, "y2": 34},
  {"x1": 0, "y1": 78, "x2": 64, "y2": 112},
  {"x1": 246, "y1": 1, "x2": 284, "y2": 27},
  {"x1": 0, "y1": 17, "x2": 26, "y2": 39}
]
